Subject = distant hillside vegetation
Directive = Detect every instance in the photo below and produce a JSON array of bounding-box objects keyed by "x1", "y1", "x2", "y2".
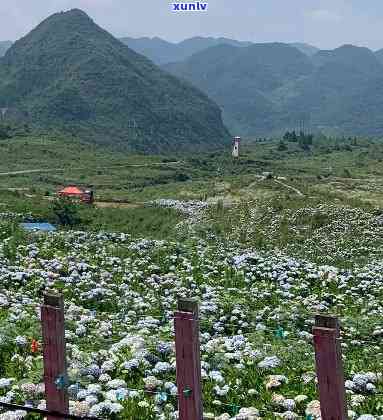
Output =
[
  {"x1": 164, "y1": 43, "x2": 314, "y2": 136},
  {"x1": 120, "y1": 36, "x2": 319, "y2": 65},
  {"x1": 290, "y1": 42, "x2": 319, "y2": 56},
  {"x1": 120, "y1": 36, "x2": 253, "y2": 64},
  {"x1": 0, "y1": 41, "x2": 12, "y2": 56},
  {"x1": 164, "y1": 43, "x2": 383, "y2": 137},
  {"x1": 0, "y1": 10, "x2": 230, "y2": 153},
  {"x1": 0, "y1": 35, "x2": 320, "y2": 64}
]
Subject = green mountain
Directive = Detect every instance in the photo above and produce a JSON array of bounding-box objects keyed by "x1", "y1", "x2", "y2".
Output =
[
  {"x1": 120, "y1": 36, "x2": 320, "y2": 65},
  {"x1": 280, "y1": 45, "x2": 383, "y2": 134},
  {"x1": 164, "y1": 43, "x2": 314, "y2": 135},
  {"x1": 0, "y1": 41, "x2": 12, "y2": 57},
  {"x1": 120, "y1": 36, "x2": 252, "y2": 64},
  {"x1": 164, "y1": 43, "x2": 383, "y2": 137},
  {"x1": 0, "y1": 37, "x2": 321, "y2": 64},
  {"x1": 119, "y1": 37, "x2": 180, "y2": 66},
  {"x1": 0, "y1": 10, "x2": 230, "y2": 153}
]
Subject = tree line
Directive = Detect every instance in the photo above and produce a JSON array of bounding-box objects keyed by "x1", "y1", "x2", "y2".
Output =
[{"x1": 282, "y1": 130, "x2": 314, "y2": 150}]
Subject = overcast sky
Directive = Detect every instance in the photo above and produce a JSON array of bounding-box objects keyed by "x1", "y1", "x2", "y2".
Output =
[{"x1": 0, "y1": 0, "x2": 382, "y2": 50}]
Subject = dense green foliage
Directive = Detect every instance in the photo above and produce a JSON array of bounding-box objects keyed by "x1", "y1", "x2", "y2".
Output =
[
  {"x1": 0, "y1": 121, "x2": 31, "y2": 139},
  {"x1": 0, "y1": 9, "x2": 230, "y2": 153},
  {"x1": 283, "y1": 130, "x2": 314, "y2": 149},
  {"x1": 51, "y1": 197, "x2": 83, "y2": 226},
  {"x1": 165, "y1": 43, "x2": 383, "y2": 138}
]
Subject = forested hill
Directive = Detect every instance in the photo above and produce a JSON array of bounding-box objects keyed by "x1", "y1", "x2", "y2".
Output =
[
  {"x1": 0, "y1": 37, "x2": 320, "y2": 62},
  {"x1": 164, "y1": 43, "x2": 314, "y2": 136},
  {"x1": 0, "y1": 10, "x2": 230, "y2": 153},
  {"x1": 120, "y1": 36, "x2": 253, "y2": 64},
  {"x1": 120, "y1": 36, "x2": 319, "y2": 64},
  {"x1": 164, "y1": 43, "x2": 383, "y2": 137}
]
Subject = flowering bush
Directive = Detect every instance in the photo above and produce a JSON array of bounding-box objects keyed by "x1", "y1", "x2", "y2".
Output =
[{"x1": 0, "y1": 207, "x2": 383, "y2": 419}]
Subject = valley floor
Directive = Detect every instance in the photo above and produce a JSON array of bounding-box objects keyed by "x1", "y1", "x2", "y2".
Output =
[{"x1": 0, "y1": 134, "x2": 383, "y2": 418}]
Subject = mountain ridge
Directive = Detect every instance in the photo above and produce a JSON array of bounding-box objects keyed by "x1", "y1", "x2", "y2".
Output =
[
  {"x1": 0, "y1": 9, "x2": 230, "y2": 152},
  {"x1": 119, "y1": 35, "x2": 253, "y2": 64},
  {"x1": 120, "y1": 36, "x2": 319, "y2": 64},
  {"x1": 0, "y1": 37, "x2": 322, "y2": 62},
  {"x1": 164, "y1": 42, "x2": 383, "y2": 137}
]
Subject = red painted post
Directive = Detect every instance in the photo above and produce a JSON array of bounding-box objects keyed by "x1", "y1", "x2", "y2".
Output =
[
  {"x1": 313, "y1": 315, "x2": 347, "y2": 420},
  {"x1": 315, "y1": 314, "x2": 340, "y2": 334},
  {"x1": 41, "y1": 294, "x2": 69, "y2": 420},
  {"x1": 174, "y1": 298, "x2": 203, "y2": 420}
]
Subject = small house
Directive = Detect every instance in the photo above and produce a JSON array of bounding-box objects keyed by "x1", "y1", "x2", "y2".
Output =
[{"x1": 58, "y1": 186, "x2": 94, "y2": 204}]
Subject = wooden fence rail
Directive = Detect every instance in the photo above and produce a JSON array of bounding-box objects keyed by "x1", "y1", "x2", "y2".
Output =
[
  {"x1": 174, "y1": 298, "x2": 203, "y2": 420},
  {"x1": 2, "y1": 294, "x2": 349, "y2": 420},
  {"x1": 41, "y1": 294, "x2": 69, "y2": 420},
  {"x1": 313, "y1": 315, "x2": 348, "y2": 420}
]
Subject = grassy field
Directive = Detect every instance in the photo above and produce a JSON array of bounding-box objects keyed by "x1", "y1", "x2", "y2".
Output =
[
  {"x1": 1, "y1": 134, "x2": 383, "y2": 197},
  {"x1": 1, "y1": 133, "x2": 383, "y2": 239},
  {"x1": 1, "y1": 134, "x2": 383, "y2": 418}
]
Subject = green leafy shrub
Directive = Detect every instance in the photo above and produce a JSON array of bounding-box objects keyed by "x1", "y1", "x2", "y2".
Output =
[{"x1": 51, "y1": 198, "x2": 82, "y2": 226}]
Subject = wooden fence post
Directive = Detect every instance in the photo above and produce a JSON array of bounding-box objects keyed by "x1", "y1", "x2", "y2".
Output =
[
  {"x1": 174, "y1": 298, "x2": 203, "y2": 420},
  {"x1": 313, "y1": 315, "x2": 347, "y2": 420},
  {"x1": 41, "y1": 293, "x2": 69, "y2": 420}
]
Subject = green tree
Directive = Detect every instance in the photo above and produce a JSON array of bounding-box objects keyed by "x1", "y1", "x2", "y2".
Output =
[
  {"x1": 277, "y1": 140, "x2": 288, "y2": 151},
  {"x1": 51, "y1": 198, "x2": 82, "y2": 226},
  {"x1": 0, "y1": 124, "x2": 11, "y2": 140},
  {"x1": 290, "y1": 131, "x2": 298, "y2": 142},
  {"x1": 298, "y1": 132, "x2": 313, "y2": 150}
]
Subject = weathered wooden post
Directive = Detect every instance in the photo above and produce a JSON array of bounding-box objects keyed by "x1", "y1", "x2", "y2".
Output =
[
  {"x1": 174, "y1": 298, "x2": 203, "y2": 420},
  {"x1": 313, "y1": 315, "x2": 347, "y2": 420},
  {"x1": 41, "y1": 293, "x2": 69, "y2": 420}
]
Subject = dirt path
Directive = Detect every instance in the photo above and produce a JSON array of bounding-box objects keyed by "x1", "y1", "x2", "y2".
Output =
[
  {"x1": 246, "y1": 175, "x2": 304, "y2": 196},
  {"x1": 0, "y1": 162, "x2": 182, "y2": 177},
  {"x1": 0, "y1": 168, "x2": 56, "y2": 176},
  {"x1": 273, "y1": 179, "x2": 304, "y2": 196},
  {"x1": 94, "y1": 202, "x2": 142, "y2": 209}
]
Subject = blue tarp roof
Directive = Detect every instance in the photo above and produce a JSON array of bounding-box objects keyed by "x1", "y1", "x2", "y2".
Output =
[{"x1": 20, "y1": 223, "x2": 56, "y2": 232}]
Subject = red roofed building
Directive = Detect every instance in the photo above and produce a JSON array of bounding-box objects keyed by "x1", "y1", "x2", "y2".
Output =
[{"x1": 58, "y1": 186, "x2": 94, "y2": 204}]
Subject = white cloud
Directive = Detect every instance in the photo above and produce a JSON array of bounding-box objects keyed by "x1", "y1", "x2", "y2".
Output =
[{"x1": 307, "y1": 9, "x2": 342, "y2": 23}]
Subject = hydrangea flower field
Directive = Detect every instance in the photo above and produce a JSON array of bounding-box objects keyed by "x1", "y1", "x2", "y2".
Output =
[{"x1": 1, "y1": 204, "x2": 383, "y2": 420}]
